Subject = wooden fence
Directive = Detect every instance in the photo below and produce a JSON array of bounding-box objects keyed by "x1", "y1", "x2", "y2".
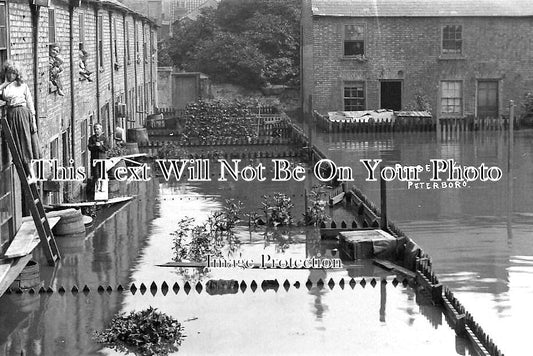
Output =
[
  {"x1": 340, "y1": 184, "x2": 505, "y2": 356},
  {"x1": 315, "y1": 111, "x2": 519, "y2": 133},
  {"x1": 148, "y1": 107, "x2": 284, "y2": 131}
]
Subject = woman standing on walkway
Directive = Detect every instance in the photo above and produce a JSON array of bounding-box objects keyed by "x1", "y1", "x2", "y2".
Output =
[{"x1": 0, "y1": 60, "x2": 41, "y2": 182}]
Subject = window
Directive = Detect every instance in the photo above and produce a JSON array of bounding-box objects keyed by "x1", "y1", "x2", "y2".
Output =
[
  {"x1": 137, "y1": 85, "x2": 143, "y2": 112},
  {"x1": 116, "y1": 95, "x2": 126, "y2": 128},
  {"x1": 61, "y1": 130, "x2": 70, "y2": 168},
  {"x1": 152, "y1": 83, "x2": 155, "y2": 111},
  {"x1": 113, "y1": 18, "x2": 118, "y2": 64},
  {"x1": 80, "y1": 119, "x2": 88, "y2": 172},
  {"x1": 98, "y1": 15, "x2": 104, "y2": 68},
  {"x1": 442, "y1": 25, "x2": 462, "y2": 54},
  {"x1": 0, "y1": 166, "x2": 14, "y2": 247},
  {"x1": 50, "y1": 137, "x2": 59, "y2": 159},
  {"x1": 126, "y1": 21, "x2": 131, "y2": 64},
  {"x1": 129, "y1": 89, "x2": 134, "y2": 126},
  {"x1": 344, "y1": 24, "x2": 364, "y2": 56},
  {"x1": 135, "y1": 22, "x2": 139, "y2": 61},
  {"x1": 150, "y1": 31, "x2": 154, "y2": 62},
  {"x1": 144, "y1": 83, "x2": 149, "y2": 112},
  {"x1": 143, "y1": 26, "x2": 147, "y2": 63},
  {"x1": 477, "y1": 81, "x2": 499, "y2": 118},
  {"x1": 79, "y1": 12, "x2": 85, "y2": 48},
  {"x1": 143, "y1": 41, "x2": 147, "y2": 63},
  {"x1": 101, "y1": 103, "x2": 109, "y2": 138},
  {"x1": 0, "y1": 2, "x2": 8, "y2": 69},
  {"x1": 48, "y1": 9, "x2": 56, "y2": 44},
  {"x1": 49, "y1": 138, "x2": 60, "y2": 204},
  {"x1": 343, "y1": 82, "x2": 365, "y2": 111},
  {"x1": 441, "y1": 81, "x2": 463, "y2": 115}
]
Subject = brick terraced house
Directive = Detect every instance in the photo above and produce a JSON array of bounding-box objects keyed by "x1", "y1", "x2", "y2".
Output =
[
  {"x1": 301, "y1": 0, "x2": 533, "y2": 118},
  {"x1": 0, "y1": 0, "x2": 158, "y2": 247}
]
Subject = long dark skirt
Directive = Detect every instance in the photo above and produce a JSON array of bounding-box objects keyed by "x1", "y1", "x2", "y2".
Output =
[{"x1": 5, "y1": 106, "x2": 41, "y2": 174}]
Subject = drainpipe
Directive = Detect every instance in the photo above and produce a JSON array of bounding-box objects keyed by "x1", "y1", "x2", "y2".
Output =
[
  {"x1": 31, "y1": 5, "x2": 40, "y2": 130},
  {"x1": 142, "y1": 20, "x2": 147, "y2": 122},
  {"x1": 69, "y1": 4, "x2": 76, "y2": 164},
  {"x1": 108, "y1": 10, "x2": 115, "y2": 146},
  {"x1": 149, "y1": 26, "x2": 153, "y2": 113},
  {"x1": 123, "y1": 13, "x2": 128, "y2": 129},
  {"x1": 133, "y1": 15, "x2": 138, "y2": 127},
  {"x1": 95, "y1": 3, "x2": 101, "y2": 124}
]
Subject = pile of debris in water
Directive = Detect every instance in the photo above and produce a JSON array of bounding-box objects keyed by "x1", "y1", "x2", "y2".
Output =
[{"x1": 328, "y1": 109, "x2": 432, "y2": 123}]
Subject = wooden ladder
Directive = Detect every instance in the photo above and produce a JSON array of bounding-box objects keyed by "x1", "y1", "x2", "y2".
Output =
[{"x1": 1, "y1": 115, "x2": 60, "y2": 266}]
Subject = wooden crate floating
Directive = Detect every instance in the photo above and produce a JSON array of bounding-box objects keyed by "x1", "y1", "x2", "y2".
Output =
[{"x1": 338, "y1": 229, "x2": 396, "y2": 260}]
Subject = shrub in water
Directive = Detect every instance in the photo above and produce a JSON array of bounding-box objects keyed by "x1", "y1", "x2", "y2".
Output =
[
  {"x1": 93, "y1": 307, "x2": 185, "y2": 356},
  {"x1": 304, "y1": 186, "x2": 331, "y2": 226},
  {"x1": 172, "y1": 199, "x2": 244, "y2": 262},
  {"x1": 262, "y1": 193, "x2": 293, "y2": 226},
  {"x1": 172, "y1": 217, "x2": 225, "y2": 262}
]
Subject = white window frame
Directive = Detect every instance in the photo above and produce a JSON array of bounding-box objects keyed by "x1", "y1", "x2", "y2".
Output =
[
  {"x1": 440, "y1": 80, "x2": 463, "y2": 116},
  {"x1": 343, "y1": 81, "x2": 366, "y2": 111}
]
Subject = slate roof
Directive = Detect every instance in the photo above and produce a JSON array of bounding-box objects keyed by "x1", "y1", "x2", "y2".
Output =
[{"x1": 312, "y1": 0, "x2": 533, "y2": 17}]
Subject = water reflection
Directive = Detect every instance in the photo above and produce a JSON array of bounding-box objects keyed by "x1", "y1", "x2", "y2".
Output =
[
  {"x1": 0, "y1": 180, "x2": 158, "y2": 355},
  {"x1": 310, "y1": 127, "x2": 533, "y2": 355},
  {"x1": 4, "y1": 124, "x2": 530, "y2": 354}
]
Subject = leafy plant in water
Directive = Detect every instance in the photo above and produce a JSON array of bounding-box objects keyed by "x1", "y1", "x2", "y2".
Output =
[
  {"x1": 263, "y1": 228, "x2": 292, "y2": 253},
  {"x1": 93, "y1": 307, "x2": 185, "y2": 356},
  {"x1": 261, "y1": 193, "x2": 293, "y2": 226},
  {"x1": 245, "y1": 210, "x2": 263, "y2": 229},
  {"x1": 304, "y1": 185, "x2": 331, "y2": 226},
  {"x1": 178, "y1": 100, "x2": 258, "y2": 143},
  {"x1": 171, "y1": 199, "x2": 244, "y2": 262},
  {"x1": 220, "y1": 199, "x2": 244, "y2": 230},
  {"x1": 172, "y1": 217, "x2": 225, "y2": 262}
]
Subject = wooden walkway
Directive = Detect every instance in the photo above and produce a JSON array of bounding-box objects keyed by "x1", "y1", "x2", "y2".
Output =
[{"x1": 0, "y1": 217, "x2": 61, "y2": 297}]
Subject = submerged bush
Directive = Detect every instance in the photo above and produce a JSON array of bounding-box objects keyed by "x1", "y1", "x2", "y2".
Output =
[
  {"x1": 181, "y1": 100, "x2": 257, "y2": 142},
  {"x1": 93, "y1": 307, "x2": 185, "y2": 356},
  {"x1": 304, "y1": 186, "x2": 331, "y2": 226},
  {"x1": 172, "y1": 218, "x2": 226, "y2": 262},
  {"x1": 172, "y1": 199, "x2": 244, "y2": 262},
  {"x1": 261, "y1": 193, "x2": 293, "y2": 226}
]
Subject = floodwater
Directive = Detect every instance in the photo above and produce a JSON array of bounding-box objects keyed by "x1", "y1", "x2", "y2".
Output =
[
  {"x1": 310, "y1": 127, "x2": 533, "y2": 356},
  {"x1": 1, "y1": 128, "x2": 531, "y2": 355},
  {"x1": 1, "y1": 169, "x2": 471, "y2": 356}
]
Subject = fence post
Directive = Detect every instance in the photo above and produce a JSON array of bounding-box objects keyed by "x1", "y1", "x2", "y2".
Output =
[
  {"x1": 380, "y1": 167, "x2": 387, "y2": 231},
  {"x1": 508, "y1": 101, "x2": 514, "y2": 170}
]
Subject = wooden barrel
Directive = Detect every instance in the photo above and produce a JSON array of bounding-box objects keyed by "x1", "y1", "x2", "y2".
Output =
[
  {"x1": 10, "y1": 260, "x2": 40, "y2": 289},
  {"x1": 82, "y1": 215, "x2": 93, "y2": 228},
  {"x1": 126, "y1": 128, "x2": 149, "y2": 145},
  {"x1": 124, "y1": 142, "x2": 139, "y2": 155},
  {"x1": 52, "y1": 209, "x2": 86, "y2": 236}
]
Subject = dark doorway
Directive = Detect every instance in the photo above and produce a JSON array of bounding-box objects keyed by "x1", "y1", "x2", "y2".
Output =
[
  {"x1": 380, "y1": 81, "x2": 402, "y2": 110},
  {"x1": 477, "y1": 81, "x2": 499, "y2": 118}
]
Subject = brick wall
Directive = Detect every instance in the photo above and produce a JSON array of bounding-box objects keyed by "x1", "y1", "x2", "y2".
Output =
[
  {"x1": 124, "y1": 14, "x2": 136, "y2": 128},
  {"x1": 309, "y1": 15, "x2": 533, "y2": 117},
  {"x1": 73, "y1": 4, "x2": 98, "y2": 170},
  {"x1": 112, "y1": 11, "x2": 126, "y2": 125},
  {"x1": 301, "y1": 0, "x2": 314, "y2": 117},
  {"x1": 151, "y1": 31, "x2": 159, "y2": 107},
  {"x1": 1, "y1": 0, "x2": 158, "y2": 214},
  {"x1": 157, "y1": 67, "x2": 172, "y2": 108},
  {"x1": 134, "y1": 17, "x2": 145, "y2": 125}
]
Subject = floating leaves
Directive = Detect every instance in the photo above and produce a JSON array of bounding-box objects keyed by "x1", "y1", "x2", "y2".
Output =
[{"x1": 93, "y1": 306, "x2": 185, "y2": 356}]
